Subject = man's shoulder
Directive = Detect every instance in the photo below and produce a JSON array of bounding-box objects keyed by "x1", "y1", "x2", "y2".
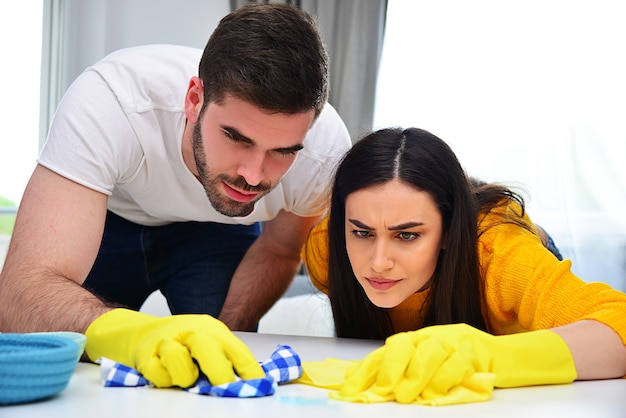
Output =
[
  {"x1": 90, "y1": 44, "x2": 201, "y2": 82},
  {"x1": 301, "y1": 103, "x2": 352, "y2": 159},
  {"x1": 96, "y1": 44, "x2": 202, "y2": 66},
  {"x1": 86, "y1": 45, "x2": 201, "y2": 111}
]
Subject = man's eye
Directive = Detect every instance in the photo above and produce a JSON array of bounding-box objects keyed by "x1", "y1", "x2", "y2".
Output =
[
  {"x1": 272, "y1": 149, "x2": 298, "y2": 160},
  {"x1": 222, "y1": 130, "x2": 237, "y2": 141}
]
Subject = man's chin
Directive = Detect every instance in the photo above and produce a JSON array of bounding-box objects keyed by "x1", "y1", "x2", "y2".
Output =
[
  {"x1": 206, "y1": 185, "x2": 268, "y2": 217},
  {"x1": 211, "y1": 200, "x2": 256, "y2": 217}
]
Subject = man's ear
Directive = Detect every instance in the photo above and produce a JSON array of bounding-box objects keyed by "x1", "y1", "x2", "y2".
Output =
[{"x1": 184, "y1": 76, "x2": 204, "y2": 124}]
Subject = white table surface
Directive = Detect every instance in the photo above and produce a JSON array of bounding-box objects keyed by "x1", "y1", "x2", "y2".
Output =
[{"x1": 3, "y1": 331, "x2": 625, "y2": 418}]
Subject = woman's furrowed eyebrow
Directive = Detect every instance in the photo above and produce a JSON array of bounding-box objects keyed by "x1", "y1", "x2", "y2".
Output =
[
  {"x1": 388, "y1": 221, "x2": 424, "y2": 231},
  {"x1": 348, "y1": 219, "x2": 372, "y2": 230},
  {"x1": 348, "y1": 219, "x2": 425, "y2": 231}
]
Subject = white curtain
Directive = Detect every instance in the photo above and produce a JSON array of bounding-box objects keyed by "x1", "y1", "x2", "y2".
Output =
[{"x1": 375, "y1": 0, "x2": 626, "y2": 291}]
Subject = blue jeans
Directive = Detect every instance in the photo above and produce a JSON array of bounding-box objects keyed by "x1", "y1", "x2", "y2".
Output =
[
  {"x1": 544, "y1": 232, "x2": 564, "y2": 261},
  {"x1": 83, "y1": 211, "x2": 261, "y2": 316}
]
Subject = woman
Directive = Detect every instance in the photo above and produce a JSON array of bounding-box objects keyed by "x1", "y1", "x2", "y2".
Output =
[{"x1": 301, "y1": 127, "x2": 626, "y2": 404}]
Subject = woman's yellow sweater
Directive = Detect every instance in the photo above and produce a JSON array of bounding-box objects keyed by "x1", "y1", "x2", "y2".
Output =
[{"x1": 302, "y1": 202, "x2": 626, "y2": 344}]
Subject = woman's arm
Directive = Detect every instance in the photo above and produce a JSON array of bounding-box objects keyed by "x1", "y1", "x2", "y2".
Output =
[
  {"x1": 479, "y1": 202, "x2": 626, "y2": 381},
  {"x1": 553, "y1": 319, "x2": 626, "y2": 380}
]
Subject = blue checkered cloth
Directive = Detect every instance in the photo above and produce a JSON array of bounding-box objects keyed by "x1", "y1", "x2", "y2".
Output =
[{"x1": 99, "y1": 344, "x2": 301, "y2": 398}]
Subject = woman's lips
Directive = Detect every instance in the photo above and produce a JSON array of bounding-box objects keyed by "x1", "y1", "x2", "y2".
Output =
[
  {"x1": 366, "y1": 277, "x2": 400, "y2": 291},
  {"x1": 222, "y1": 182, "x2": 259, "y2": 202}
]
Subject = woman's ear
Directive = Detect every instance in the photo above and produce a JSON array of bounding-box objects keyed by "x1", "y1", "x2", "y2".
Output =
[
  {"x1": 184, "y1": 76, "x2": 204, "y2": 124},
  {"x1": 440, "y1": 230, "x2": 448, "y2": 250}
]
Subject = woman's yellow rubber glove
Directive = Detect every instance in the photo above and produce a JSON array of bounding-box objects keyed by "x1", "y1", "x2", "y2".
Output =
[
  {"x1": 84, "y1": 308, "x2": 265, "y2": 388},
  {"x1": 339, "y1": 323, "x2": 577, "y2": 404}
]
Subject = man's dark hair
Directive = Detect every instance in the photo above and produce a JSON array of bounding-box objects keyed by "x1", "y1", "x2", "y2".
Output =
[{"x1": 199, "y1": 3, "x2": 329, "y2": 118}]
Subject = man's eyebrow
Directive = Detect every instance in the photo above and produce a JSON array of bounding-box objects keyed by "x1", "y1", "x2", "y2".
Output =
[
  {"x1": 348, "y1": 219, "x2": 424, "y2": 230},
  {"x1": 222, "y1": 126, "x2": 254, "y2": 145},
  {"x1": 276, "y1": 143, "x2": 304, "y2": 154},
  {"x1": 222, "y1": 125, "x2": 304, "y2": 153}
]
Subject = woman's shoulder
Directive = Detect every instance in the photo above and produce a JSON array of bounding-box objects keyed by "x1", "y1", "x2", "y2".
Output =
[
  {"x1": 476, "y1": 197, "x2": 544, "y2": 259},
  {"x1": 301, "y1": 215, "x2": 331, "y2": 294},
  {"x1": 478, "y1": 198, "x2": 533, "y2": 232}
]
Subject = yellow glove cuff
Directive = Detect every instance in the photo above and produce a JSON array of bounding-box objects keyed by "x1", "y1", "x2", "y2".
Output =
[
  {"x1": 85, "y1": 308, "x2": 155, "y2": 365},
  {"x1": 492, "y1": 329, "x2": 577, "y2": 387}
]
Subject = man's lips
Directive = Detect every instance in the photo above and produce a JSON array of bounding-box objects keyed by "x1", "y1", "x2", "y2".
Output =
[
  {"x1": 222, "y1": 182, "x2": 259, "y2": 202},
  {"x1": 366, "y1": 277, "x2": 400, "y2": 291}
]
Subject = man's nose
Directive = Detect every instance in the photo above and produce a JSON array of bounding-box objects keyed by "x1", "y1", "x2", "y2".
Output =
[{"x1": 237, "y1": 151, "x2": 266, "y2": 186}]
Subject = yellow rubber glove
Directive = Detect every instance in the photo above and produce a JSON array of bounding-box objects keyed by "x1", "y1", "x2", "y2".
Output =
[
  {"x1": 85, "y1": 308, "x2": 265, "y2": 388},
  {"x1": 339, "y1": 323, "x2": 577, "y2": 405},
  {"x1": 298, "y1": 350, "x2": 494, "y2": 406}
]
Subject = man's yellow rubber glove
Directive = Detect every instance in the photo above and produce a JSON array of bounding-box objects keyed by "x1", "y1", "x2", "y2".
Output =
[
  {"x1": 85, "y1": 308, "x2": 265, "y2": 388},
  {"x1": 339, "y1": 323, "x2": 577, "y2": 405}
]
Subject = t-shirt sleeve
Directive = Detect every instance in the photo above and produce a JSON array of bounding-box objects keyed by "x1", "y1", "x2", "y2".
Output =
[
  {"x1": 38, "y1": 69, "x2": 142, "y2": 195},
  {"x1": 280, "y1": 104, "x2": 351, "y2": 218}
]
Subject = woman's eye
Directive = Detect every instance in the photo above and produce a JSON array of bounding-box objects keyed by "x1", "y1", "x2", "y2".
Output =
[
  {"x1": 351, "y1": 230, "x2": 371, "y2": 239},
  {"x1": 398, "y1": 232, "x2": 418, "y2": 241}
]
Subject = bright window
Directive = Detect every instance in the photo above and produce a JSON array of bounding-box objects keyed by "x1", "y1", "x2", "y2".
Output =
[
  {"x1": 0, "y1": 1, "x2": 43, "y2": 235},
  {"x1": 375, "y1": 0, "x2": 626, "y2": 290}
]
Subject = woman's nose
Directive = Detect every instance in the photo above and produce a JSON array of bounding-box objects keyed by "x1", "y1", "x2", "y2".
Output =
[{"x1": 370, "y1": 239, "x2": 393, "y2": 272}]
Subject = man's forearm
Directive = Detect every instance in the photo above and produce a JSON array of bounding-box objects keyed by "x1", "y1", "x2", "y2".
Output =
[
  {"x1": 218, "y1": 242, "x2": 301, "y2": 331},
  {"x1": 0, "y1": 265, "x2": 110, "y2": 334}
]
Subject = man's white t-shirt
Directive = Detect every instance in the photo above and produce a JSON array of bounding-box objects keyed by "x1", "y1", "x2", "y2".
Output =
[{"x1": 38, "y1": 45, "x2": 351, "y2": 226}]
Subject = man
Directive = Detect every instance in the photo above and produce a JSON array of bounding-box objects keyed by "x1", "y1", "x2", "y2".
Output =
[{"x1": 0, "y1": 4, "x2": 350, "y2": 388}]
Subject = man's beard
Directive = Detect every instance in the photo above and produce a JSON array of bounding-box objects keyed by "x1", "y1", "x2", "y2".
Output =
[{"x1": 192, "y1": 119, "x2": 273, "y2": 217}]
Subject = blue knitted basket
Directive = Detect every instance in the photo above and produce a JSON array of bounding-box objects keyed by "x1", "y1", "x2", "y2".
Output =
[{"x1": 0, "y1": 333, "x2": 84, "y2": 405}]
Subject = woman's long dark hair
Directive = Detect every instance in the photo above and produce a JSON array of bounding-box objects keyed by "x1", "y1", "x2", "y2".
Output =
[{"x1": 327, "y1": 127, "x2": 526, "y2": 340}]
